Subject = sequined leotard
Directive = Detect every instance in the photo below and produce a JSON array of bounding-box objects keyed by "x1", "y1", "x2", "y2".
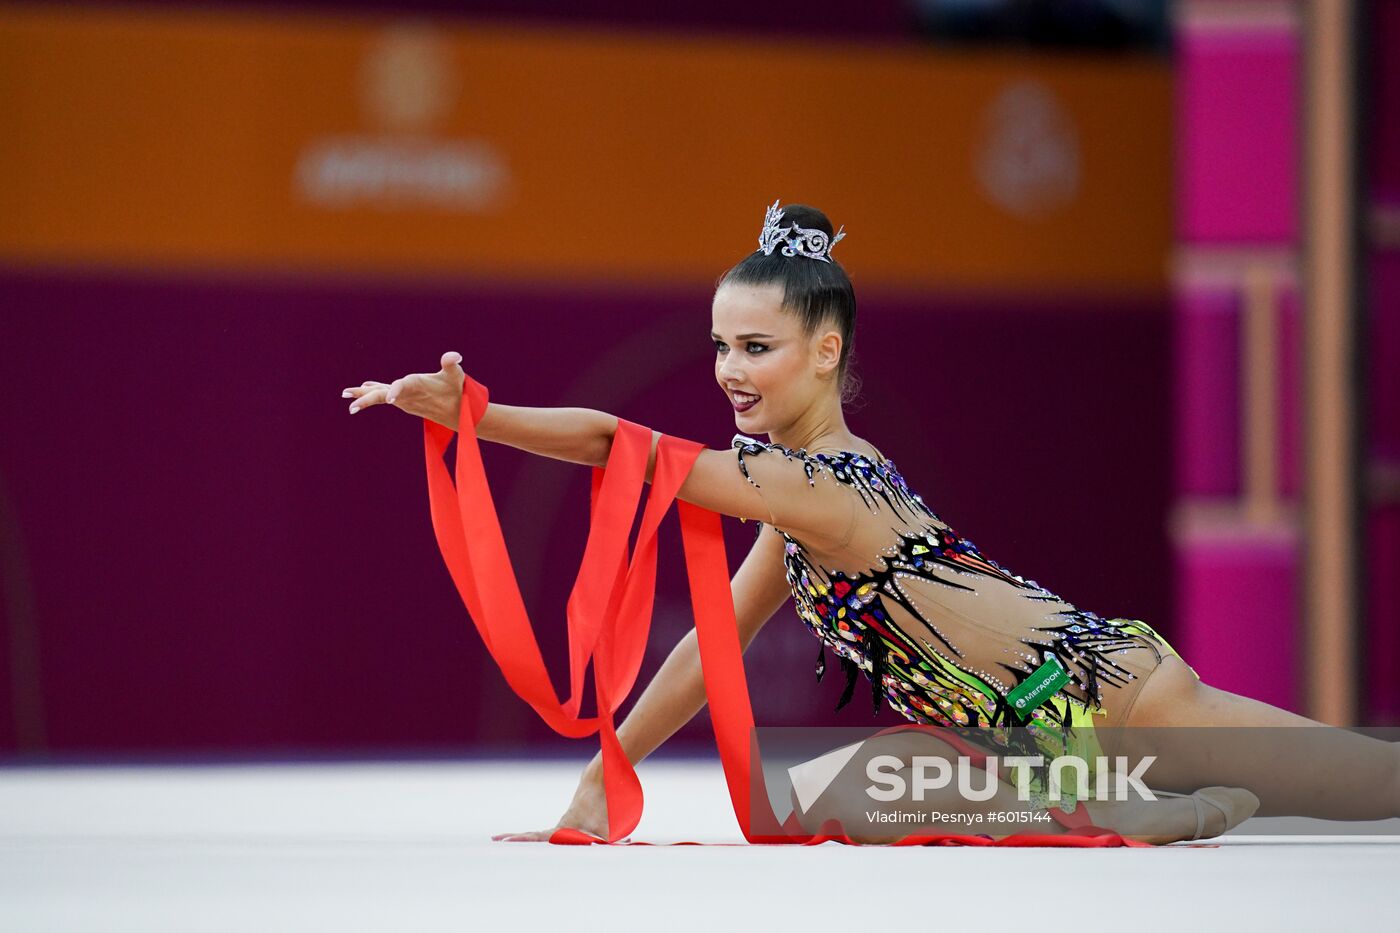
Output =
[{"x1": 731, "y1": 434, "x2": 1198, "y2": 807}]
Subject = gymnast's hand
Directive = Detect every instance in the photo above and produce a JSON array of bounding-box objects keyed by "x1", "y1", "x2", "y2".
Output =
[
  {"x1": 491, "y1": 767, "x2": 626, "y2": 843},
  {"x1": 341, "y1": 351, "x2": 466, "y2": 432}
]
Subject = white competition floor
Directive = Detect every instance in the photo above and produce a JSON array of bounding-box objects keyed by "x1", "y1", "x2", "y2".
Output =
[{"x1": 2, "y1": 757, "x2": 1397, "y2": 931}]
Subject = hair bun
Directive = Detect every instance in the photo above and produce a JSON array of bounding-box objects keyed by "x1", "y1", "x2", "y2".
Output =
[{"x1": 774, "y1": 204, "x2": 835, "y2": 237}]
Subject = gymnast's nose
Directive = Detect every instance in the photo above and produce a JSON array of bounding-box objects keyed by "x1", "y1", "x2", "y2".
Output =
[{"x1": 718, "y1": 354, "x2": 746, "y2": 384}]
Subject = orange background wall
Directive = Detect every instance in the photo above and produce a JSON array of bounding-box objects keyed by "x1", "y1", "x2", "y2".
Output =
[{"x1": 1, "y1": 4, "x2": 1170, "y2": 294}]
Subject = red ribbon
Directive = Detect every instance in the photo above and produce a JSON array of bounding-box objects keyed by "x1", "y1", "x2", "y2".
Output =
[{"x1": 421, "y1": 375, "x2": 1152, "y2": 847}]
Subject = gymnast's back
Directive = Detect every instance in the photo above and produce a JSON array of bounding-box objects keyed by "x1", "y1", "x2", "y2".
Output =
[{"x1": 727, "y1": 433, "x2": 1173, "y2": 730}]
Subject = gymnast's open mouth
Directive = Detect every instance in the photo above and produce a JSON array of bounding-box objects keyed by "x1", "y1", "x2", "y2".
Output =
[{"x1": 731, "y1": 391, "x2": 761, "y2": 411}]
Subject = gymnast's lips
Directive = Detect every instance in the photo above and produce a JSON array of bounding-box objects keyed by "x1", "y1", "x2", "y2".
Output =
[{"x1": 730, "y1": 392, "x2": 760, "y2": 412}]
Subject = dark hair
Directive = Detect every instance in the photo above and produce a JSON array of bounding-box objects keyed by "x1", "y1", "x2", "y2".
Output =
[{"x1": 714, "y1": 204, "x2": 862, "y2": 406}]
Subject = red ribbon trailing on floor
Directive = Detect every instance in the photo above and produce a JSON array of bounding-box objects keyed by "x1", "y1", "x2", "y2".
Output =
[{"x1": 421, "y1": 375, "x2": 1153, "y2": 848}]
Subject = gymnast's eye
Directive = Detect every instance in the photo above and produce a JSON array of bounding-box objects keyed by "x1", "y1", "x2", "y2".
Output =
[
  {"x1": 713, "y1": 340, "x2": 728, "y2": 353},
  {"x1": 746, "y1": 342, "x2": 769, "y2": 354}
]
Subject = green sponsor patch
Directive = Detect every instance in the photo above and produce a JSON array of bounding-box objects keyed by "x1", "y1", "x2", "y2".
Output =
[{"x1": 1006, "y1": 655, "x2": 1072, "y2": 720}]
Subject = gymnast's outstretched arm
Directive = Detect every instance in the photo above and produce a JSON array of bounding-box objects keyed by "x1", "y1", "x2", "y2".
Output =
[{"x1": 342, "y1": 352, "x2": 856, "y2": 544}]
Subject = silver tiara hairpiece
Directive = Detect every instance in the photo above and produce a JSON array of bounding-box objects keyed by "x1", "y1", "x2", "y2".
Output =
[{"x1": 756, "y1": 199, "x2": 846, "y2": 263}]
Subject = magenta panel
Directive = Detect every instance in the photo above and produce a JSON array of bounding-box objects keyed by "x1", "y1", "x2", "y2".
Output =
[
  {"x1": 1177, "y1": 28, "x2": 1299, "y2": 243},
  {"x1": 1174, "y1": 287, "x2": 1240, "y2": 495},
  {"x1": 1367, "y1": 506, "x2": 1400, "y2": 725},
  {"x1": 1366, "y1": 250, "x2": 1400, "y2": 726},
  {"x1": 1175, "y1": 537, "x2": 1299, "y2": 711},
  {"x1": 1371, "y1": 252, "x2": 1400, "y2": 462},
  {"x1": 1369, "y1": 0, "x2": 1400, "y2": 205}
]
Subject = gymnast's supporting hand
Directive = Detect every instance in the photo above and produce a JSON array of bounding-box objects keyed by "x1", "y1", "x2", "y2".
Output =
[
  {"x1": 488, "y1": 626, "x2": 714, "y2": 843},
  {"x1": 491, "y1": 765, "x2": 616, "y2": 843}
]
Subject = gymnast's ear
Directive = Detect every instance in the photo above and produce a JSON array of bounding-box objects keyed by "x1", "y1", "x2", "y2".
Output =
[{"x1": 813, "y1": 328, "x2": 842, "y2": 378}]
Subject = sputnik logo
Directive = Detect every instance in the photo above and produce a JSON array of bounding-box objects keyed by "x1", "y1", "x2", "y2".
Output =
[{"x1": 786, "y1": 740, "x2": 866, "y2": 813}]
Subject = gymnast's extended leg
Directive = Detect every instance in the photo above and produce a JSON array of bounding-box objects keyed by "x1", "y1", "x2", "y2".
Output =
[{"x1": 1115, "y1": 656, "x2": 1400, "y2": 820}]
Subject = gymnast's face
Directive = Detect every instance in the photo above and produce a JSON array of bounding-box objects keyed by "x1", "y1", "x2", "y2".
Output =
[{"x1": 711, "y1": 281, "x2": 843, "y2": 432}]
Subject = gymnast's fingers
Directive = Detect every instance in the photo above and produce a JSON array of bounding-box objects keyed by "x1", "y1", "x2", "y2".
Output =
[
  {"x1": 491, "y1": 830, "x2": 553, "y2": 842},
  {"x1": 340, "y1": 380, "x2": 386, "y2": 397},
  {"x1": 347, "y1": 386, "x2": 388, "y2": 413}
]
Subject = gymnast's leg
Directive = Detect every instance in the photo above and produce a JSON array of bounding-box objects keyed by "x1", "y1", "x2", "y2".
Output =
[{"x1": 1115, "y1": 655, "x2": 1400, "y2": 820}]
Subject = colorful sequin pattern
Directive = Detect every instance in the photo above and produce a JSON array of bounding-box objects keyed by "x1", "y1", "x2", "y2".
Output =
[{"x1": 731, "y1": 434, "x2": 1167, "y2": 739}]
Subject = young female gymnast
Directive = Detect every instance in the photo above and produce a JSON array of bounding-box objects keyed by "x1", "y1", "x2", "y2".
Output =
[{"x1": 342, "y1": 201, "x2": 1398, "y2": 845}]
